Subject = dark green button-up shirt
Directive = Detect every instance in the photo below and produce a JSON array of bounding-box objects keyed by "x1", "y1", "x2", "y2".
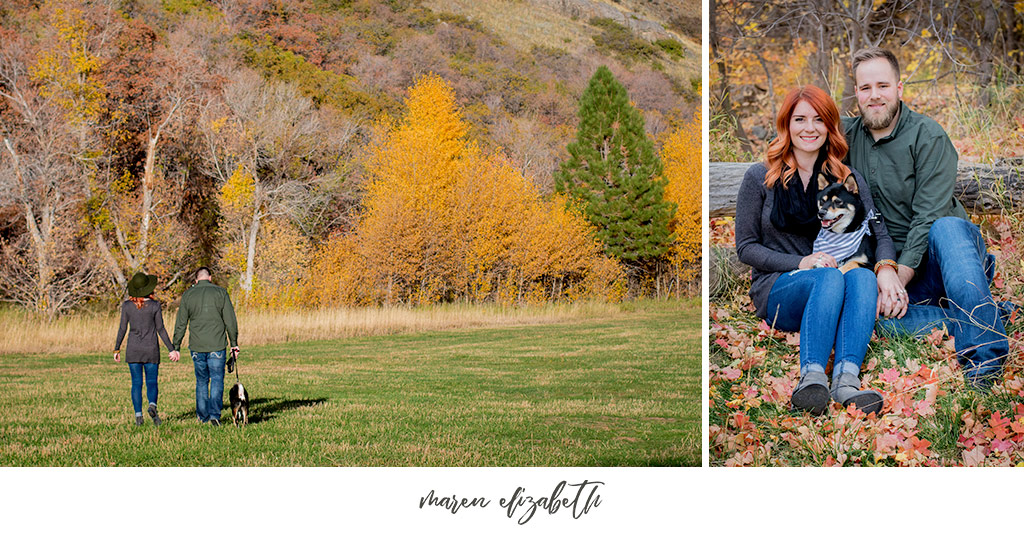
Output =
[
  {"x1": 171, "y1": 280, "x2": 239, "y2": 353},
  {"x1": 843, "y1": 101, "x2": 967, "y2": 270}
]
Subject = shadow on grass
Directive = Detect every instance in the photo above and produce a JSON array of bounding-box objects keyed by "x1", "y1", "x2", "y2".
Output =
[
  {"x1": 172, "y1": 397, "x2": 328, "y2": 424},
  {"x1": 248, "y1": 397, "x2": 327, "y2": 424}
]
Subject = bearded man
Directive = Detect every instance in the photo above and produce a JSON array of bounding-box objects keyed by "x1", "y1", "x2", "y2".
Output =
[{"x1": 843, "y1": 47, "x2": 1011, "y2": 388}]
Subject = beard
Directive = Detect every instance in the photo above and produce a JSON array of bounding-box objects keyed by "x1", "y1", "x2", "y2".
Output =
[{"x1": 860, "y1": 99, "x2": 899, "y2": 131}]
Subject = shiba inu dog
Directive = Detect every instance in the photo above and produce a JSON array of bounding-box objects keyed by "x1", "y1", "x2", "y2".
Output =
[{"x1": 814, "y1": 174, "x2": 875, "y2": 273}]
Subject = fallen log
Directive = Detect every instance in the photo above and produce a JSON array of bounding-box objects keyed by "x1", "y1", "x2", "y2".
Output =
[{"x1": 709, "y1": 161, "x2": 1024, "y2": 217}]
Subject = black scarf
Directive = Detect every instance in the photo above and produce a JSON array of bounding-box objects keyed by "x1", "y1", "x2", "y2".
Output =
[{"x1": 770, "y1": 150, "x2": 830, "y2": 238}]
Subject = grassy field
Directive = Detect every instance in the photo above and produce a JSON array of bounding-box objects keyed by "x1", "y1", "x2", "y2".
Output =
[{"x1": 0, "y1": 300, "x2": 699, "y2": 466}]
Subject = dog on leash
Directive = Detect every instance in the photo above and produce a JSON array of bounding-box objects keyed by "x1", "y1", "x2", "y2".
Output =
[
  {"x1": 229, "y1": 382, "x2": 249, "y2": 427},
  {"x1": 814, "y1": 173, "x2": 875, "y2": 273}
]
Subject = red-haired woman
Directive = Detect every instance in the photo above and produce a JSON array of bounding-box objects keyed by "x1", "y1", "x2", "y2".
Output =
[
  {"x1": 114, "y1": 272, "x2": 180, "y2": 426},
  {"x1": 734, "y1": 85, "x2": 902, "y2": 415}
]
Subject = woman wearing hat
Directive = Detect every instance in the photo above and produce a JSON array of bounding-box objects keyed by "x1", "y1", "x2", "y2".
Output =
[{"x1": 114, "y1": 272, "x2": 180, "y2": 426}]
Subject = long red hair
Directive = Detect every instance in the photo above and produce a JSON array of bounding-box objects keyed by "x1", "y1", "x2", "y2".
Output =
[
  {"x1": 130, "y1": 295, "x2": 153, "y2": 309},
  {"x1": 764, "y1": 85, "x2": 850, "y2": 188}
]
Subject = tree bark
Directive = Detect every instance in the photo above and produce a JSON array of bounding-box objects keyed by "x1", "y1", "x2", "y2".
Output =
[
  {"x1": 139, "y1": 134, "x2": 159, "y2": 270},
  {"x1": 241, "y1": 194, "x2": 262, "y2": 297},
  {"x1": 94, "y1": 226, "x2": 128, "y2": 289}
]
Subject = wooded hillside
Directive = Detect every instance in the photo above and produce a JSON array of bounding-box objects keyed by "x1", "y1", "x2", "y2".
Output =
[{"x1": 0, "y1": 0, "x2": 699, "y2": 316}]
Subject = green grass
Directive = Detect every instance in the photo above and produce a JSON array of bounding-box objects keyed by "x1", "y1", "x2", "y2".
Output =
[{"x1": 0, "y1": 300, "x2": 699, "y2": 466}]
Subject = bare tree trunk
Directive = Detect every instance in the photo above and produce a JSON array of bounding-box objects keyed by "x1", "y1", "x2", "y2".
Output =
[
  {"x1": 94, "y1": 226, "x2": 127, "y2": 289},
  {"x1": 138, "y1": 134, "x2": 159, "y2": 270},
  {"x1": 241, "y1": 201, "x2": 261, "y2": 296},
  {"x1": 976, "y1": 0, "x2": 1000, "y2": 108},
  {"x1": 710, "y1": 0, "x2": 753, "y2": 155},
  {"x1": 4, "y1": 138, "x2": 53, "y2": 312}
]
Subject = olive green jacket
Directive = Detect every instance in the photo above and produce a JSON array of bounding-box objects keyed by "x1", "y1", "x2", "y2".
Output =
[
  {"x1": 171, "y1": 280, "x2": 239, "y2": 353},
  {"x1": 843, "y1": 101, "x2": 968, "y2": 271}
]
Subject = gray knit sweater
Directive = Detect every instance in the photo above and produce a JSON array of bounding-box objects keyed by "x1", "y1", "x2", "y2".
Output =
[
  {"x1": 114, "y1": 299, "x2": 174, "y2": 364},
  {"x1": 734, "y1": 162, "x2": 897, "y2": 319}
]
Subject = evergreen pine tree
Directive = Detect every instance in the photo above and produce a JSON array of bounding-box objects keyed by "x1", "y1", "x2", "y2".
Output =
[{"x1": 555, "y1": 66, "x2": 675, "y2": 269}]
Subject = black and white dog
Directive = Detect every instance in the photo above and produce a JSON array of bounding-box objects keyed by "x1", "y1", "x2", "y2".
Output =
[
  {"x1": 814, "y1": 173, "x2": 875, "y2": 273},
  {"x1": 227, "y1": 349, "x2": 249, "y2": 427},
  {"x1": 229, "y1": 382, "x2": 249, "y2": 427}
]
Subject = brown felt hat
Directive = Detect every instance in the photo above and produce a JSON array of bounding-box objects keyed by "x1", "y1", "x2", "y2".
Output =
[{"x1": 127, "y1": 272, "x2": 158, "y2": 298}]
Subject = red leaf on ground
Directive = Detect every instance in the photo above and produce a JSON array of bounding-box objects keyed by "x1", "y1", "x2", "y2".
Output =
[
  {"x1": 721, "y1": 367, "x2": 742, "y2": 381},
  {"x1": 879, "y1": 368, "x2": 901, "y2": 385},
  {"x1": 990, "y1": 438, "x2": 1014, "y2": 452}
]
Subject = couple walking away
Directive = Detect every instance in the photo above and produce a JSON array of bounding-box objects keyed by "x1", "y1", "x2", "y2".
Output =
[
  {"x1": 113, "y1": 267, "x2": 240, "y2": 426},
  {"x1": 736, "y1": 47, "x2": 1013, "y2": 416}
]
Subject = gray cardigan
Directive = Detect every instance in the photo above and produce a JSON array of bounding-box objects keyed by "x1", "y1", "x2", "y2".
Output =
[
  {"x1": 734, "y1": 162, "x2": 897, "y2": 319},
  {"x1": 114, "y1": 299, "x2": 174, "y2": 364}
]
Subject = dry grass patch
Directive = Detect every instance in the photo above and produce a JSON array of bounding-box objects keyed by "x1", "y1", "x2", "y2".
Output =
[{"x1": 0, "y1": 301, "x2": 622, "y2": 355}]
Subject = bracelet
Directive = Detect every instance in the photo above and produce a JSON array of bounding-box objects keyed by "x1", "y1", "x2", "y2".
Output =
[{"x1": 874, "y1": 259, "x2": 897, "y2": 274}]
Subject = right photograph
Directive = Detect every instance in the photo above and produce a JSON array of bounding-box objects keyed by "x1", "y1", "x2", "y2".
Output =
[{"x1": 709, "y1": 2, "x2": 1024, "y2": 466}]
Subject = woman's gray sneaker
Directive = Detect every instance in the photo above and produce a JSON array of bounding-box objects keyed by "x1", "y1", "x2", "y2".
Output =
[
  {"x1": 831, "y1": 372, "x2": 883, "y2": 415},
  {"x1": 791, "y1": 371, "x2": 830, "y2": 416},
  {"x1": 148, "y1": 403, "x2": 161, "y2": 426}
]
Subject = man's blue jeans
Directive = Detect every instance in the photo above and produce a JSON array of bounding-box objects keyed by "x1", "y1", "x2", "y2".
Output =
[
  {"x1": 767, "y1": 267, "x2": 877, "y2": 376},
  {"x1": 128, "y1": 362, "x2": 159, "y2": 414},
  {"x1": 192, "y1": 350, "x2": 226, "y2": 422},
  {"x1": 876, "y1": 217, "x2": 1007, "y2": 383}
]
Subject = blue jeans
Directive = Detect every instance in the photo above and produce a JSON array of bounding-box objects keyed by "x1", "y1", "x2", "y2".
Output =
[
  {"x1": 876, "y1": 217, "x2": 1007, "y2": 382},
  {"x1": 766, "y1": 268, "x2": 877, "y2": 376},
  {"x1": 128, "y1": 362, "x2": 159, "y2": 413},
  {"x1": 192, "y1": 350, "x2": 226, "y2": 422}
]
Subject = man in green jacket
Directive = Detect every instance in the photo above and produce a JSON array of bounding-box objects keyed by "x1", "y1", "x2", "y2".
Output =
[
  {"x1": 843, "y1": 47, "x2": 1008, "y2": 388},
  {"x1": 172, "y1": 267, "x2": 239, "y2": 425}
]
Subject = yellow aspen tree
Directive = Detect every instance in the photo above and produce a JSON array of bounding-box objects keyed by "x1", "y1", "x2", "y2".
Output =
[
  {"x1": 361, "y1": 74, "x2": 470, "y2": 302},
  {"x1": 661, "y1": 110, "x2": 702, "y2": 293},
  {"x1": 312, "y1": 74, "x2": 624, "y2": 307},
  {"x1": 30, "y1": 4, "x2": 105, "y2": 129}
]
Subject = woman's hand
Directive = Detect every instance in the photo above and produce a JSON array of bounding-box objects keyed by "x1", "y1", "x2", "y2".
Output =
[
  {"x1": 876, "y1": 265, "x2": 907, "y2": 318},
  {"x1": 799, "y1": 252, "x2": 837, "y2": 270},
  {"x1": 169, "y1": 350, "x2": 180, "y2": 362},
  {"x1": 113, "y1": 350, "x2": 120, "y2": 362}
]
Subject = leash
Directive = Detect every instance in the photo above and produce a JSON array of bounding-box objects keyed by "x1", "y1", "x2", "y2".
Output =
[{"x1": 230, "y1": 347, "x2": 240, "y2": 382}]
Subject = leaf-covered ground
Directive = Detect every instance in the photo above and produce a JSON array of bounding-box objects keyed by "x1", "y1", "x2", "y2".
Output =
[{"x1": 709, "y1": 216, "x2": 1024, "y2": 466}]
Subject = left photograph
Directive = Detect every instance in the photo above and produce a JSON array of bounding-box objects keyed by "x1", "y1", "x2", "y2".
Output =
[{"x1": 0, "y1": 0, "x2": 701, "y2": 466}]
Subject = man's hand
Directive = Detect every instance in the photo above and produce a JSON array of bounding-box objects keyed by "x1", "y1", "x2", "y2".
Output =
[
  {"x1": 169, "y1": 350, "x2": 180, "y2": 362},
  {"x1": 231, "y1": 346, "x2": 240, "y2": 358},
  {"x1": 897, "y1": 264, "x2": 915, "y2": 287},
  {"x1": 113, "y1": 350, "x2": 120, "y2": 362},
  {"x1": 876, "y1": 265, "x2": 908, "y2": 318}
]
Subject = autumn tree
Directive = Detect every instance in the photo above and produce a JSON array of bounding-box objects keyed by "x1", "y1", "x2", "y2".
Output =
[
  {"x1": 555, "y1": 66, "x2": 675, "y2": 273},
  {"x1": 307, "y1": 74, "x2": 623, "y2": 306},
  {"x1": 662, "y1": 110, "x2": 701, "y2": 295},
  {"x1": 202, "y1": 69, "x2": 341, "y2": 298},
  {"x1": 86, "y1": 18, "x2": 209, "y2": 289},
  {"x1": 0, "y1": 18, "x2": 99, "y2": 316}
]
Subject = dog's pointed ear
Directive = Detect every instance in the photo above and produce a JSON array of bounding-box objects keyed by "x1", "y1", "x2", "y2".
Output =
[
  {"x1": 843, "y1": 174, "x2": 859, "y2": 195},
  {"x1": 817, "y1": 173, "x2": 830, "y2": 191}
]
